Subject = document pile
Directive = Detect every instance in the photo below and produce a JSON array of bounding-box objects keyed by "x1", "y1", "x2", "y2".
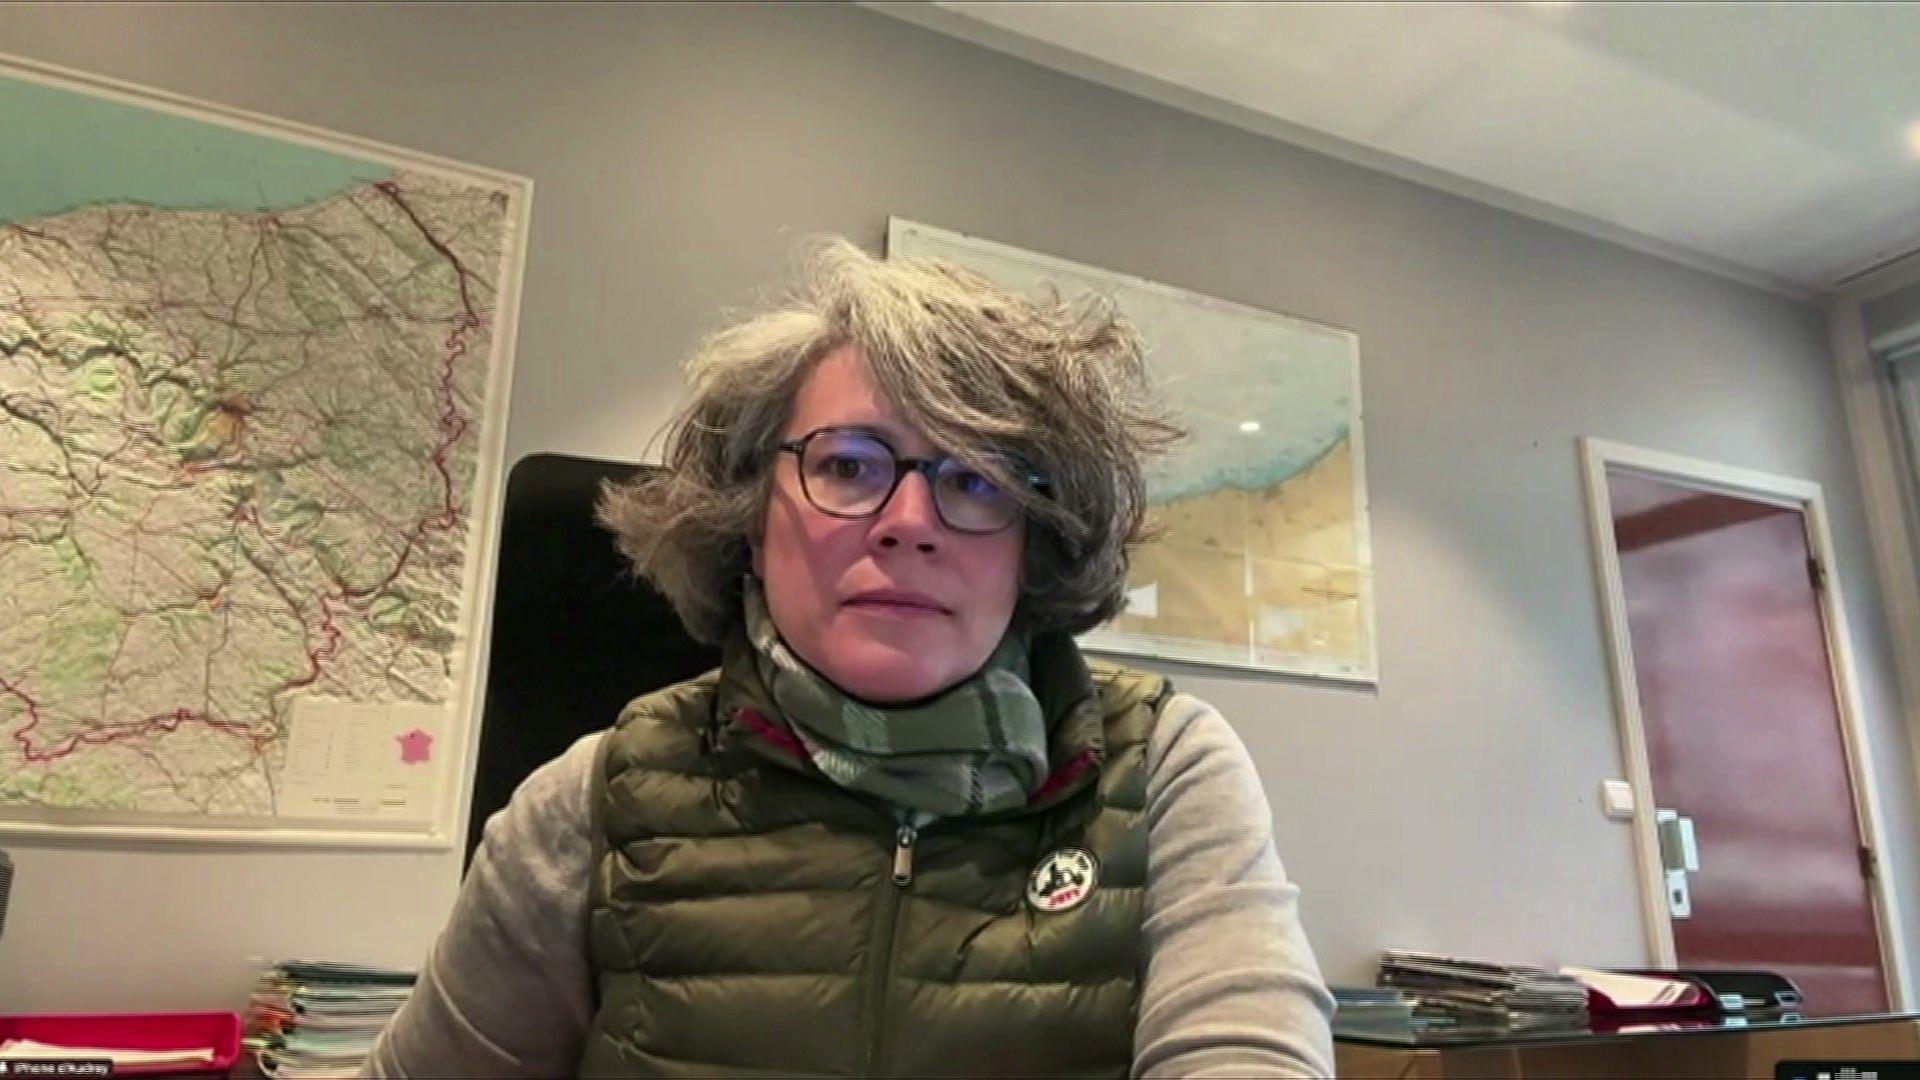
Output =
[
  {"x1": 1329, "y1": 986, "x2": 1423, "y2": 1033},
  {"x1": 242, "y1": 959, "x2": 416, "y2": 1078},
  {"x1": 1562, "y1": 966, "x2": 1710, "y2": 1013},
  {"x1": 1378, "y1": 950, "x2": 1590, "y2": 1032}
]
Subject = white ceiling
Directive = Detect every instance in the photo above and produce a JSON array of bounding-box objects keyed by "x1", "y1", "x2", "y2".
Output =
[{"x1": 869, "y1": 1, "x2": 1920, "y2": 298}]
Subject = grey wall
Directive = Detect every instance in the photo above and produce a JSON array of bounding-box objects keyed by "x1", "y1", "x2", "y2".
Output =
[{"x1": 2, "y1": 1, "x2": 1915, "y2": 1012}]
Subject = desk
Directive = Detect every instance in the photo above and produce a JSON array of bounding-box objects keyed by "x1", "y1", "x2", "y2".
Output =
[{"x1": 1334, "y1": 1011, "x2": 1920, "y2": 1078}]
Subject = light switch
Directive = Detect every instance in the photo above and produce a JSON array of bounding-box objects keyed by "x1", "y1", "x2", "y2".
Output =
[{"x1": 1601, "y1": 779, "x2": 1635, "y2": 819}]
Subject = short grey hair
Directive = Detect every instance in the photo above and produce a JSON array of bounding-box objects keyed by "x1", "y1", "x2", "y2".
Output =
[{"x1": 596, "y1": 237, "x2": 1181, "y2": 645}]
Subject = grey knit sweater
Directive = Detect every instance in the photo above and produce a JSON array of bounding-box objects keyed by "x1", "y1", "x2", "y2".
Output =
[{"x1": 362, "y1": 693, "x2": 1335, "y2": 1078}]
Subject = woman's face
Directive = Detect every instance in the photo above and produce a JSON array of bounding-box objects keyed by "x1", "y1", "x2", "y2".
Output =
[{"x1": 753, "y1": 345, "x2": 1025, "y2": 703}]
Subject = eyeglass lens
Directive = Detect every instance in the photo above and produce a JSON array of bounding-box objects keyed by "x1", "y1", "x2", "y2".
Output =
[{"x1": 797, "y1": 430, "x2": 1020, "y2": 533}]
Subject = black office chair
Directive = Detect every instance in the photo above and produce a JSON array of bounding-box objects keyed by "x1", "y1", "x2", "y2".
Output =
[{"x1": 464, "y1": 453, "x2": 719, "y2": 872}]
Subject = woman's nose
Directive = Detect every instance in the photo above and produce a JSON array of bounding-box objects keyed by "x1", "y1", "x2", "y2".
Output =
[{"x1": 870, "y1": 470, "x2": 942, "y2": 553}]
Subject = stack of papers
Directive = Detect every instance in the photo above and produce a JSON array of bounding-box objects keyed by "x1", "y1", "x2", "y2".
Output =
[
  {"x1": 1378, "y1": 950, "x2": 1590, "y2": 1032},
  {"x1": 1559, "y1": 966, "x2": 1711, "y2": 1013},
  {"x1": 242, "y1": 959, "x2": 416, "y2": 1079},
  {"x1": 1330, "y1": 986, "x2": 1429, "y2": 1033}
]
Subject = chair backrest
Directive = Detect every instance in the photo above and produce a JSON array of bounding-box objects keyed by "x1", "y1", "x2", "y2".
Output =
[{"x1": 466, "y1": 453, "x2": 720, "y2": 870}]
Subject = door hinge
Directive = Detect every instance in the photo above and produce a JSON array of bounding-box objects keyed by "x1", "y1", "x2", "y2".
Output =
[
  {"x1": 1808, "y1": 557, "x2": 1827, "y2": 591},
  {"x1": 1860, "y1": 844, "x2": 1878, "y2": 881}
]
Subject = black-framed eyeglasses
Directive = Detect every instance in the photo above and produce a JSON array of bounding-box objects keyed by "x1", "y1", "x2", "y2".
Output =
[{"x1": 775, "y1": 426, "x2": 1047, "y2": 535}]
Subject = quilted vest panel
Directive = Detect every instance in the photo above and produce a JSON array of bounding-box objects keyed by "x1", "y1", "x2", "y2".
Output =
[{"x1": 579, "y1": 649, "x2": 1166, "y2": 1078}]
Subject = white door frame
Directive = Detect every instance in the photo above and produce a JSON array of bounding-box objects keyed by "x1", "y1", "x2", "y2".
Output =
[{"x1": 1580, "y1": 436, "x2": 1909, "y2": 1007}]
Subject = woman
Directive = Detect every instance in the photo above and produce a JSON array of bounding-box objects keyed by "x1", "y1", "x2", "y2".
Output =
[{"x1": 364, "y1": 240, "x2": 1335, "y2": 1078}]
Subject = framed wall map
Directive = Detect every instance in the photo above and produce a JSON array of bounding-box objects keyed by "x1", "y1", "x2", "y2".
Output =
[
  {"x1": 889, "y1": 219, "x2": 1376, "y2": 684},
  {"x1": 0, "y1": 56, "x2": 529, "y2": 845}
]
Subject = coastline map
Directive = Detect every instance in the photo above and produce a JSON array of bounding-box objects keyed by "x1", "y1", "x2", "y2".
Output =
[{"x1": 889, "y1": 219, "x2": 1375, "y2": 683}]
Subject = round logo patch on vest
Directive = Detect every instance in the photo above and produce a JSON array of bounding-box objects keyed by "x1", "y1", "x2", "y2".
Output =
[{"x1": 1027, "y1": 847, "x2": 1099, "y2": 913}]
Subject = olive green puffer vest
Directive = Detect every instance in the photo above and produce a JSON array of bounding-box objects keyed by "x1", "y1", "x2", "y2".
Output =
[{"x1": 579, "y1": 631, "x2": 1170, "y2": 1078}]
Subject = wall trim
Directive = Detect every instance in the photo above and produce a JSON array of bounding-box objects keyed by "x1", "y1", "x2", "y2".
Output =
[
  {"x1": 1836, "y1": 249, "x2": 1920, "y2": 305},
  {"x1": 1829, "y1": 298, "x2": 1920, "y2": 1010}
]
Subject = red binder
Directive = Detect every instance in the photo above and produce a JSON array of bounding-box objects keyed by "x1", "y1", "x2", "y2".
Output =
[{"x1": 0, "y1": 1012, "x2": 241, "y2": 1077}]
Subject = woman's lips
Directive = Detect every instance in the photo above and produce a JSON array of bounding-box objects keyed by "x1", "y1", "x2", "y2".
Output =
[{"x1": 844, "y1": 591, "x2": 950, "y2": 615}]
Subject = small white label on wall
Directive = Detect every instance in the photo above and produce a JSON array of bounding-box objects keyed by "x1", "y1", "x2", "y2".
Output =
[
  {"x1": 280, "y1": 697, "x2": 445, "y2": 825},
  {"x1": 1601, "y1": 779, "x2": 1636, "y2": 819}
]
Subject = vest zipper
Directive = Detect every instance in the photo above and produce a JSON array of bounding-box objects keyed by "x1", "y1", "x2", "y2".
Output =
[
  {"x1": 891, "y1": 823, "x2": 918, "y2": 886},
  {"x1": 863, "y1": 822, "x2": 915, "y2": 1076}
]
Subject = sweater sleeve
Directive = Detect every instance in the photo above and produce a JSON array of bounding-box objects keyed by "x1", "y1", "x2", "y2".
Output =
[
  {"x1": 360, "y1": 730, "x2": 606, "y2": 1079},
  {"x1": 1132, "y1": 693, "x2": 1337, "y2": 1078}
]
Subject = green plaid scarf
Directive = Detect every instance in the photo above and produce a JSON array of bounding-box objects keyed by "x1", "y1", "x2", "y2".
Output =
[{"x1": 741, "y1": 578, "x2": 1049, "y2": 817}]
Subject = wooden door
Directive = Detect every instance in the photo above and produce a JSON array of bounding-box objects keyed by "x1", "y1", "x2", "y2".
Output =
[{"x1": 1607, "y1": 467, "x2": 1887, "y2": 1014}]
